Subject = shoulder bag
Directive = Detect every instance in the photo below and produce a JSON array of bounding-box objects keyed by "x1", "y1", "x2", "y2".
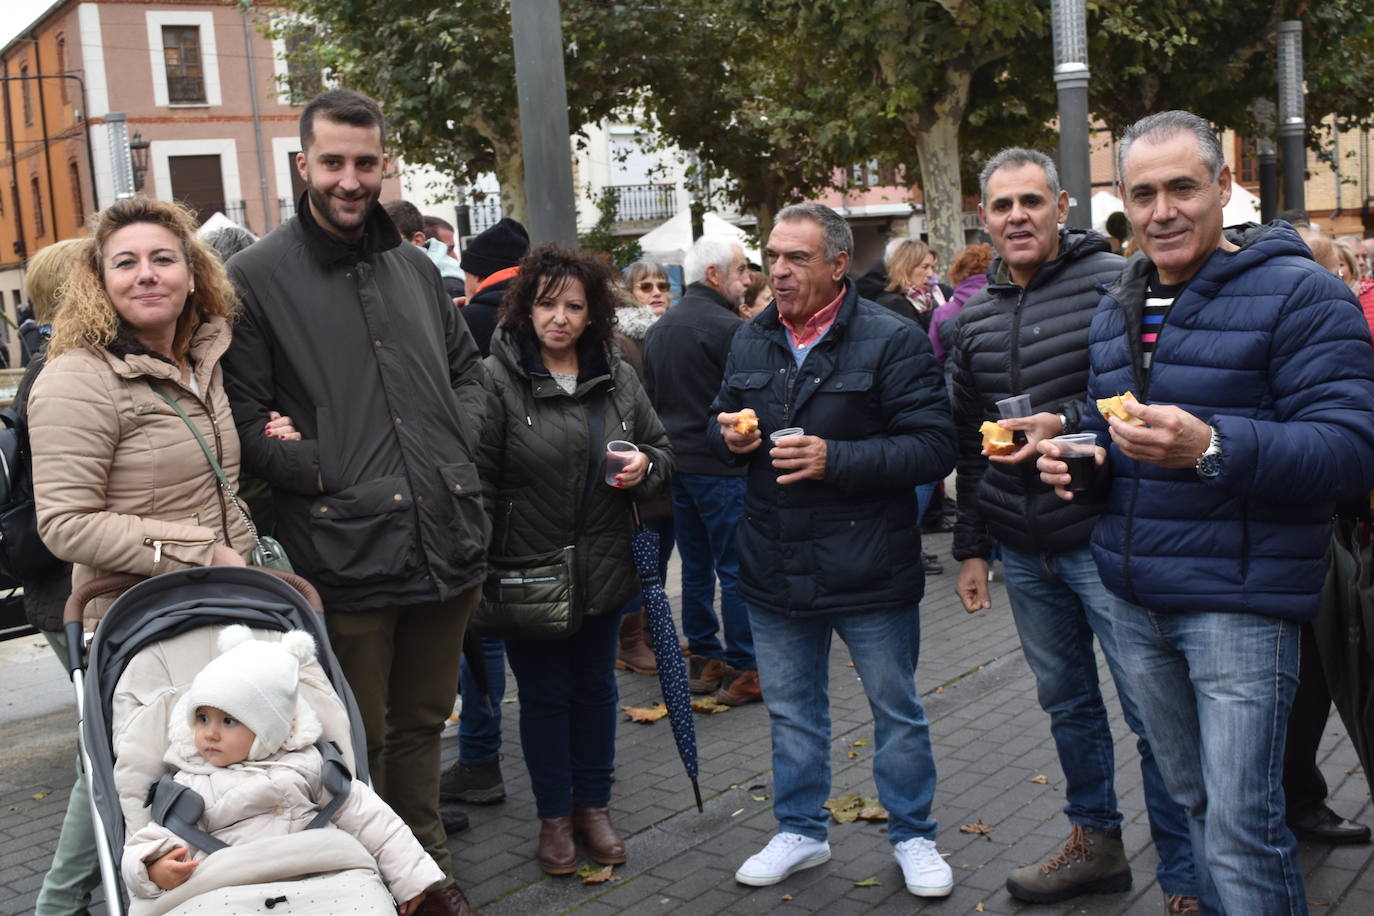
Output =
[{"x1": 149, "y1": 381, "x2": 294, "y2": 572}]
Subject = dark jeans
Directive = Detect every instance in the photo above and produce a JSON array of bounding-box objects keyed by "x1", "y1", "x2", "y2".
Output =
[
  {"x1": 673, "y1": 473, "x2": 753, "y2": 669},
  {"x1": 505, "y1": 611, "x2": 621, "y2": 818},
  {"x1": 459, "y1": 637, "x2": 507, "y2": 766},
  {"x1": 1283, "y1": 621, "x2": 1332, "y2": 812}
]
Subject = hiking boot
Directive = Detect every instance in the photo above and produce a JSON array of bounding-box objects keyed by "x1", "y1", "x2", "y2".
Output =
[
  {"x1": 440, "y1": 803, "x2": 469, "y2": 835},
  {"x1": 1005, "y1": 824, "x2": 1131, "y2": 903},
  {"x1": 713, "y1": 668, "x2": 762, "y2": 706},
  {"x1": 894, "y1": 836, "x2": 954, "y2": 897},
  {"x1": 1165, "y1": 892, "x2": 1199, "y2": 915},
  {"x1": 439, "y1": 759, "x2": 506, "y2": 805},
  {"x1": 615, "y1": 611, "x2": 657, "y2": 674},
  {"x1": 688, "y1": 655, "x2": 729, "y2": 694},
  {"x1": 734, "y1": 832, "x2": 830, "y2": 886}
]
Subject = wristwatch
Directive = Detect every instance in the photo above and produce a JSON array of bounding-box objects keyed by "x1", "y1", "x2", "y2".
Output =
[
  {"x1": 1195, "y1": 425, "x2": 1223, "y2": 479},
  {"x1": 1057, "y1": 412, "x2": 1070, "y2": 435}
]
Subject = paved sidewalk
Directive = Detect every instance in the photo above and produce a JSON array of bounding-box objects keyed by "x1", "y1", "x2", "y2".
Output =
[{"x1": 2, "y1": 530, "x2": 1372, "y2": 914}]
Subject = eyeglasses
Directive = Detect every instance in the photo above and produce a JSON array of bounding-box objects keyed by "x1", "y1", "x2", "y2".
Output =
[{"x1": 637, "y1": 281, "x2": 670, "y2": 293}]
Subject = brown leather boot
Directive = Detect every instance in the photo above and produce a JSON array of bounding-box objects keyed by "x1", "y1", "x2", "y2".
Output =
[
  {"x1": 538, "y1": 816, "x2": 578, "y2": 875},
  {"x1": 615, "y1": 611, "x2": 657, "y2": 674},
  {"x1": 420, "y1": 881, "x2": 486, "y2": 916},
  {"x1": 572, "y1": 806, "x2": 627, "y2": 865}
]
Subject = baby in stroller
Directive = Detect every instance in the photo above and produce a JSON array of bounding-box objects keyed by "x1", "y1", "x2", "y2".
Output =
[{"x1": 121, "y1": 624, "x2": 442, "y2": 913}]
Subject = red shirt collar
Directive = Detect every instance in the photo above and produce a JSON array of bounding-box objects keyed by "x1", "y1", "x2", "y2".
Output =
[{"x1": 779, "y1": 287, "x2": 845, "y2": 349}]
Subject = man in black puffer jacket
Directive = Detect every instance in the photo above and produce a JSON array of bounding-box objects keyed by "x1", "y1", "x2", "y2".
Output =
[{"x1": 951, "y1": 149, "x2": 1196, "y2": 910}]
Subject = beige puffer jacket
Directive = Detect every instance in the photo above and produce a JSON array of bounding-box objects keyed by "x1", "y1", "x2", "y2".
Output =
[
  {"x1": 28, "y1": 317, "x2": 253, "y2": 627},
  {"x1": 121, "y1": 695, "x2": 442, "y2": 904}
]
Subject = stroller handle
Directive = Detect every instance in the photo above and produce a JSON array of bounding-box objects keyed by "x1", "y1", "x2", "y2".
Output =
[{"x1": 61, "y1": 568, "x2": 326, "y2": 673}]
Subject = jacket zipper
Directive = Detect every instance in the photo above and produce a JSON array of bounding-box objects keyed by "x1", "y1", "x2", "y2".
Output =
[
  {"x1": 500, "y1": 500, "x2": 514, "y2": 555},
  {"x1": 1007, "y1": 287, "x2": 1044, "y2": 546},
  {"x1": 145, "y1": 536, "x2": 216, "y2": 564}
]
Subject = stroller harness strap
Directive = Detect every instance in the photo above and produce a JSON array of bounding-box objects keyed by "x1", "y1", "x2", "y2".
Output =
[{"x1": 145, "y1": 740, "x2": 353, "y2": 853}]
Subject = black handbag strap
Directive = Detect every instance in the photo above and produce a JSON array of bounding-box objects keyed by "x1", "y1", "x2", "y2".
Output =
[{"x1": 147, "y1": 380, "x2": 265, "y2": 552}]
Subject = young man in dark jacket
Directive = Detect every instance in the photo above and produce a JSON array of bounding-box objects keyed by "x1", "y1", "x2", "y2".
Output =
[
  {"x1": 223, "y1": 89, "x2": 487, "y2": 916},
  {"x1": 459, "y1": 217, "x2": 529, "y2": 358},
  {"x1": 643, "y1": 234, "x2": 759, "y2": 705},
  {"x1": 952, "y1": 149, "x2": 1196, "y2": 911},
  {"x1": 709, "y1": 203, "x2": 956, "y2": 898},
  {"x1": 1039, "y1": 110, "x2": 1374, "y2": 915}
]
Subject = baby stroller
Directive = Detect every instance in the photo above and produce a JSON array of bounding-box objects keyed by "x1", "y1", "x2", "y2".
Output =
[{"x1": 63, "y1": 566, "x2": 379, "y2": 915}]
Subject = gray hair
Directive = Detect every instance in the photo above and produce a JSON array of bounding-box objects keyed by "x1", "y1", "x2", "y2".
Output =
[
  {"x1": 683, "y1": 235, "x2": 742, "y2": 286},
  {"x1": 775, "y1": 202, "x2": 853, "y2": 261},
  {"x1": 624, "y1": 259, "x2": 668, "y2": 289},
  {"x1": 1118, "y1": 110, "x2": 1224, "y2": 181},
  {"x1": 978, "y1": 148, "x2": 1061, "y2": 202}
]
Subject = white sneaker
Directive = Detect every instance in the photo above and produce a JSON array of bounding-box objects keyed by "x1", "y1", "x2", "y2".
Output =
[
  {"x1": 735, "y1": 832, "x2": 831, "y2": 886},
  {"x1": 894, "y1": 836, "x2": 953, "y2": 897}
]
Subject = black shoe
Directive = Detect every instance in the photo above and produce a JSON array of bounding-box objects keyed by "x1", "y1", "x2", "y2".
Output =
[
  {"x1": 441, "y1": 802, "x2": 470, "y2": 834},
  {"x1": 1288, "y1": 805, "x2": 1372, "y2": 845},
  {"x1": 922, "y1": 551, "x2": 944, "y2": 576},
  {"x1": 440, "y1": 759, "x2": 506, "y2": 804}
]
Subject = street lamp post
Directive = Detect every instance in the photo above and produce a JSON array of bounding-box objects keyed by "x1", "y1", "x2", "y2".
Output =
[
  {"x1": 1252, "y1": 99, "x2": 1279, "y2": 223},
  {"x1": 1276, "y1": 21, "x2": 1306, "y2": 214},
  {"x1": 1051, "y1": 0, "x2": 1092, "y2": 229},
  {"x1": 509, "y1": 0, "x2": 578, "y2": 245},
  {"x1": 106, "y1": 112, "x2": 136, "y2": 200}
]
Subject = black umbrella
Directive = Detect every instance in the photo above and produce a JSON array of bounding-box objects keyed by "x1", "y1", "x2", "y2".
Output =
[
  {"x1": 1313, "y1": 517, "x2": 1374, "y2": 798},
  {"x1": 630, "y1": 505, "x2": 703, "y2": 812}
]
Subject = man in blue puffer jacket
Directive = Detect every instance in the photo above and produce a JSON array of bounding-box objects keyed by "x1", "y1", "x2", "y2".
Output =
[
  {"x1": 1039, "y1": 110, "x2": 1374, "y2": 916},
  {"x1": 707, "y1": 203, "x2": 957, "y2": 898}
]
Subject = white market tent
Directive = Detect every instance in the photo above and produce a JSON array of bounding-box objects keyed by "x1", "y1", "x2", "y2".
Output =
[
  {"x1": 636, "y1": 210, "x2": 760, "y2": 265},
  {"x1": 1222, "y1": 182, "x2": 1262, "y2": 225},
  {"x1": 1090, "y1": 190, "x2": 1124, "y2": 231}
]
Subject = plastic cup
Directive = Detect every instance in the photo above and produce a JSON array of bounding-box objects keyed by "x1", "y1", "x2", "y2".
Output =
[
  {"x1": 1052, "y1": 433, "x2": 1099, "y2": 493},
  {"x1": 769, "y1": 427, "x2": 804, "y2": 445},
  {"x1": 995, "y1": 394, "x2": 1032, "y2": 419},
  {"x1": 605, "y1": 440, "x2": 639, "y2": 486},
  {"x1": 996, "y1": 394, "x2": 1032, "y2": 445}
]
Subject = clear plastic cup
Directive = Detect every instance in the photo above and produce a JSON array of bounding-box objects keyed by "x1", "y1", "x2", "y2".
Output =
[
  {"x1": 1052, "y1": 433, "x2": 1099, "y2": 493},
  {"x1": 605, "y1": 440, "x2": 639, "y2": 487},
  {"x1": 995, "y1": 394, "x2": 1032, "y2": 418},
  {"x1": 769, "y1": 427, "x2": 804, "y2": 444}
]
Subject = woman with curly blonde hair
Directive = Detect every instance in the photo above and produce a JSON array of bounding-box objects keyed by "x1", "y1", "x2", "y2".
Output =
[{"x1": 29, "y1": 197, "x2": 299, "y2": 621}]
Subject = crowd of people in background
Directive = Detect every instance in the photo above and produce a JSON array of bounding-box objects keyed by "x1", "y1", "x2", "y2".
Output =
[{"x1": 13, "y1": 87, "x2": 1374, "y2": 916}]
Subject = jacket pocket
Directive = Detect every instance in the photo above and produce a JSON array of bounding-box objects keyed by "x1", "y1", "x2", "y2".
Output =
[
  {"x1": 727, "y1": 370, "x2": 774, "y2": 393},
  {"x1": 308, "y1": 476, "x2": 416, "y2": 582},
  {"x1": 812, "y1": 509, "x2": 889, "y2": 596},
  {"x1": 438, "y1": 461, "x2": 488, "y2": 563}
]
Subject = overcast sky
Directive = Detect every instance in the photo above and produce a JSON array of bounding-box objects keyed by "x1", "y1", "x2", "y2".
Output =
[{"x1": 4, "y1": 0, "x2": 67, "y2": 49}]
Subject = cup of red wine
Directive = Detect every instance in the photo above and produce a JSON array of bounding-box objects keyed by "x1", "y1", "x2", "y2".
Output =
[{"x1": 1052, "y1": 433, "x2": 1100, "y2": 493}]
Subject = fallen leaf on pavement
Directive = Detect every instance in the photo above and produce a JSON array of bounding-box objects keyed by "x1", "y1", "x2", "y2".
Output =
[
  {"x1": 781, "y1": 894, "x2": 793, "y2": 901},
  {"x1": 692, "y1": 697, "x2": 731, "y2": 714},
  {"x1": 752, "y1": 793, "x2": 770, "y2": 802},
  {"x1": 1030, "y1": 774, "x2": 1048, "y2": 784},
  {"x1": 853, "y1": 877, "x2": 880, "y2": 887},
  {"x1": 577, "y1": 864, "x2": 618, "y2": 884},
  {"x1": 622, "y1": 702, "x2": 669, "y2": 724},
  {"x1": 731, "y1": 808, "x2": 745, "y2": 817},
  {"x1": 824, "y1": 794, "x2": 889, "y2": 824},
  {"x1": 934, "y1": 685, "x2": 944, "y2": 694},
  {"x1": 848, "y1": 738, "x2": 869, "y2": 748},
  {"x1": 848, "y1": 750, "x2": 859, "y2": 759},
  {"x1": 960, "y1": 822, "x2": 994, "y2": 839},
  {"x1": 1309, "y1": 900, "x2": 1330, "y2": 907},
  {"x1": 976, "y1": 902, "x2": 986, "y2": 912},
  {"x1": 32, "y1": 791, "x2": 49, "y2": 800}
]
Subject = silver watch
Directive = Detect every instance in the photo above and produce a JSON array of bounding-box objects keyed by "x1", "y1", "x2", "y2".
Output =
[{"x1": 1195, "y1": 425, "x2": 1223, "y2": 479}]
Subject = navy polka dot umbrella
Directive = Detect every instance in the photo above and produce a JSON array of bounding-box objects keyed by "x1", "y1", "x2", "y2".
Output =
[{"x1": 631, "y1": 505, "x2": 703, "y2": 812}]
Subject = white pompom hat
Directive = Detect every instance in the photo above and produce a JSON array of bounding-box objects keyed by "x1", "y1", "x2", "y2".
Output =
[{"x1": 184, "y1": 624, "x2": 318, "y2": 761}]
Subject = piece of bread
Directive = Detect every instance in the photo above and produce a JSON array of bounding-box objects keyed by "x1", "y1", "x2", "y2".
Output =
[
  {"x1": 979, "y1": 420, "x2": 1018, "y2": 456},
  {"x1": 734, "y1": 408, "x2": 758, "y2": 435},
  {"x1": 1096, "y1": 391, "x2": 1146, "y2": 426}
]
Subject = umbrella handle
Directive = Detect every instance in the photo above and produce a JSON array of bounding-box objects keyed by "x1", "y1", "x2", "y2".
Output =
[
  {"x1": 631, "y1": 502, "x2": 643, "y2": 531},
  {"x1": 692, "y1": 777, "x2": 703, "y2": 813}
]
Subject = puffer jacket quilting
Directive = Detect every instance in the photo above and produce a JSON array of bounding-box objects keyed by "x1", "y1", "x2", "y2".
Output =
[
  {"x1": 951, "y1": 229, "x2": 1124, "y2": 561},
  {"x1": 480, "y1": 326, "x2": 673, "y2": 620},
  {"x1": 1081, "y1": 221, "x2": 1374, "y2": 620}
]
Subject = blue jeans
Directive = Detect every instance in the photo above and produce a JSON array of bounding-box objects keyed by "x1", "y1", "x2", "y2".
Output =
[
  {"x1": 1108, "y1": 596, "x2": 1304, "y2": 916},
  {"x1": 673, "y1": 473, "x2": 753, "y2": 670},
  {"x1": 748, "y1": 603, "x2": 938, "y2": 846},
  {"x1": 1000, "y1": 545, "x2": 1195, "y2": 896},
  {"x1": 505, "y1": 611, "x2": 621, "y2": 818},
  {"x1": 459, "y1": 637, "x2": 507, "y2": 766},
  {"x1": 915, "y1": 481, "x2": 937, "y2": 526}
]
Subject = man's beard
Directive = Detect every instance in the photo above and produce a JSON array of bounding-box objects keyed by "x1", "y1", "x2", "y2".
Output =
[{"x1": 306, "y1": 183, "x2": 378, "y2": 237}]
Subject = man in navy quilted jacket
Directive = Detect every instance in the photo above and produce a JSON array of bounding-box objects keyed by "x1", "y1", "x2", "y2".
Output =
[{"x1": 1039, "y1": 110, "x2": 1374, "y2": 915}]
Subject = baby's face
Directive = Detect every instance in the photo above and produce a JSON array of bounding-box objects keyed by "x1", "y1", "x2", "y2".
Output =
[{"x1": 193, "y1": 706, "x2": 255, "y2": 766}]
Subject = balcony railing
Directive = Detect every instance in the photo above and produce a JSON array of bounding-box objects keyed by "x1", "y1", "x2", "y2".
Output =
[
  {"x1": 610, "y1": 184, "x2": 676, "y2": 222},
  {"x1": 224, "y1": 200, "x2": 247, "y2": 226},
  {"x1": 469, "y1": 198, "x2": 503, "y2": 234},
  {"x1": 279, "y1": 197, "x2": 296, "y2": 221}
]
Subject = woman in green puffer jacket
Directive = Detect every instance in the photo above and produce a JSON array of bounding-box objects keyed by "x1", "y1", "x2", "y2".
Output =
[{"x1": 478, "y1": 244, "x2": 673, "y2": 877}]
